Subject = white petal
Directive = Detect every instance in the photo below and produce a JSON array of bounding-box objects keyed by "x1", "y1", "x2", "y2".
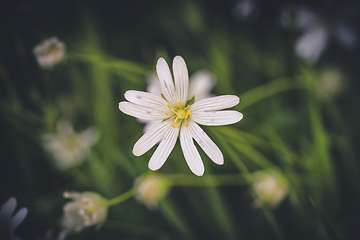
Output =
[
  {"x1": 80, "y1": 127, "x2": 100, "y2": 146},
  {"x1": 143, "y1": 120, "x2": 162, "y2": 133},
  {"x1": 189, "y1": 70, "x2": 215, "y2": 101},
  {"x1": 188, "y1": 121, "x2": 223, "y2": 165},
  {"x1": 148, "y1": 125, "x2": 179, "y2": 171},
  {"x1": 156, "y1": 58, "x2": 177, "y2": 106},
  {"x1": 119, "y1": 102, "x2": 168, "y2": 121},
  {"x1": 133, "y1": 121, "x2": 171, "y2": 156},
  {"x1": 192, "y1": 110, "x2": 243, "y2": 126},
  {"x1": 9, "y1": 207, "x2": 28, "y2": 231},
  {"x1": 124, "y1": 90, "x2": 169, "y2": 111},
  {"x1": 180, "y1": 124, "x2": 204, "y2": 176},
  {"x1": 191, "y1": 95, "x2": 240, "y2": 112},
  {"x1": 295, "y1": 26, "x2": 328, "y2": 63},
  {"x1": 173, "y1": 56, "x2": 189, "y2": 105},
  {"x1": 0, "y1": 198, "x2": 16, "y2": 223}
]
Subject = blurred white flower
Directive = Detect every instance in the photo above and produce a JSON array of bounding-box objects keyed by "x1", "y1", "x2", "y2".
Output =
[
  {"x1": 62, "y1": 191, "x2": 108, "y2": 233},
  {"x1": 0, "y1": 197, "x2": 28, "y2": 240},
  {"x1": 142, "y1": 70, "x2": 215, "y2": 133},
  {"x1": 34, "y1": 37, "x2": 66, "y2": 69},
  {"x1": 316, "y1": 68, "x2": 345, "y2": 101},
  {"x1": 135, "y1": 174, "x2": 171, "y2": 209},
  {"x1": 42, "y1": 120, "x2": 100, "y2": 169},
  {"x1": 119, "y1": 56, "x2": 243, "y2": 176},
  {"x1": 334, "y1": 25, "x2": 356, "y2": 48},
  {"x1": 281, "y1": 6, "x2": 356, "y2": 63},
  {"x1": 295, "y1": 26, "x2": 328, "y2": 64},
  {"x1": 233, "y1": 0, "x2": 258, "y2": 21},
  {"x1": 252, "y1": 170, "x2": 288, "y2": 208}
]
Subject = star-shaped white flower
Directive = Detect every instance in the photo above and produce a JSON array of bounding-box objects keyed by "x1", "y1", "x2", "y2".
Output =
[
  {"x1": 141, "y1": 70, "x2": 215, "y2": 133},
  {"x1": 119, "y1": 56, "x2": 243, "y2": 176}
]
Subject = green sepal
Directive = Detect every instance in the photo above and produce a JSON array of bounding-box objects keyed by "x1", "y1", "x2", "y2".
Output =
[
  {"x1": 186, "y1": 95, "x2": 195, "y2": 106},
  {"x1": 162, "y1": 117, "x2": 171, "y2": 122},
  {"x1": 161, "y1": 94, "x2": 166, "y2": 101}
]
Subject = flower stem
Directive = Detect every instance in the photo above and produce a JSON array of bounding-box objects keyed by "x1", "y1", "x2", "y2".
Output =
[
  {"x1": 108, "y1": 187, "x2": 136, "y2": 206},
  {"x1": 237, "y1": 77, "x2": 303, "y2": 110}
]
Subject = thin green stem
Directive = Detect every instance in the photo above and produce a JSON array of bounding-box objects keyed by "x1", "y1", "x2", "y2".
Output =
[
  {"x1": 108, "y1": 187, "x2": 136, "y2": 206},
  {"x1": 237, "y1": 77, "x2": 303, "y2": 110},
  {"x1": 68, "y1": 52, "x2": 149, "y2": 75}
]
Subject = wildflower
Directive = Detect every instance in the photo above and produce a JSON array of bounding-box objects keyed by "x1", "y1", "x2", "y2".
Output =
[
  {"x1": 119, "y1": 56, "x2": 243, "y2": 176},
  {"x1": 135, "y1": 174, "x2": 171, "y2": 209},
  {"x1": 34, "y1": 37, "x2": 66, "y2": 69},
  {"x1": 281, "y1": 6, "x2": 356, "y2": 63},
  {"x1": 62, "y1": 191, "x2": 108, "y2": 233},
  {"x1": 252, "y1": 170, "x2": 288, "y2": 208},
  {"x1": 0, "y1": 198, "x2": 28, "y2": 240},
  {"x1": 42, "y1": 119, "x2": 100, "y2": 169},
  {"x1": 142, "y1": 70, "x2": 215, "y2": 133}
]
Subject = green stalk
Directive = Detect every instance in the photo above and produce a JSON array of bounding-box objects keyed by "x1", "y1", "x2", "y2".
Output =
[
  {"x1": 108, "y1": 187, "x2": 136, "y2": 206},
  {"x1": 237, "y1": 77, "x2": 303, "y2": 110}
]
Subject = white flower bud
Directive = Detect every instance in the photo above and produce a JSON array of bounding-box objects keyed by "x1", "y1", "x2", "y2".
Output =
[
  {"x1": 34, "y1": 37, "x2": 66, "y2": 69},
  {"x1": 252, "y1": 170, "x2": 288, "y2": 208},
  {"x1": 316, "y1": 68, "x2": 344, "y2": 101},
  {"x1": 135, "y1": 175, "x2": 171, "y2": 210}
]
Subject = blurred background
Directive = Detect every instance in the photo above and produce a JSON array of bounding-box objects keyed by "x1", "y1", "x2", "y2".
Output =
[{"x1": 1, "y1": 0, "x2": 360, "y2": 239}]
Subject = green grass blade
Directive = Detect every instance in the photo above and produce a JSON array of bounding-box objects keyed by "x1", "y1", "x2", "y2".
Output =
[{"x1": 309, "y1": 196, "x2": 341, "y2": 240}]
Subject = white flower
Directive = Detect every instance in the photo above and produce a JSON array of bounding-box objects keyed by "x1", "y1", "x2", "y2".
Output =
[
  {"x1": 119, "y1": 56, "x2": 243, "y2": 176},
  {"x1": 34, "y1": 37, "x2": 66, "y2": 69},
  {"x1": 0, "y1": 197, "x2": 28, "y2": 240},
  {"x1": 281, "y1": 7, "x2": 356, "y2": 63},
  {"x1": 135, "y1": 174, "x2": 171, "y2": 209},
  {"x1": 42, "y1": 120, "x2": 100, "y2": 169},
  {"x1": 295, "y1": 26, "x2": 328, "y2": 63},
  {"x1": 252, "y1": 170, "x2": 288, "y2": 208},
  {"x1": 62, "y1": 191, "x2": 108, "y2": 233},
  {"x1": 142, "y1": 70, "x2": 215, "y2": 133}
]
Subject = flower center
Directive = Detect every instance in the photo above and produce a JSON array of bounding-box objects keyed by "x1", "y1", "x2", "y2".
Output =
[
  {"x1": 165, "y1": 104, "x2": 192, "y2": 128},
  {"x1": 176, "y1": 109, "x2": 187, "y2": 119}
]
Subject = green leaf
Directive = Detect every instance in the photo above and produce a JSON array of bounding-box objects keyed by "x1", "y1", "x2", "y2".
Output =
[
  {"x1": 309, "y1": 196, "x2": 341, "y2": 240},
  {"x1": 185, "y1": 95, "x2": 195, "y2": 106}
]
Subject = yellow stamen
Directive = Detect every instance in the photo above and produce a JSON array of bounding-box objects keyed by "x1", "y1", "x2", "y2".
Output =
[
  {"x1": 165, "y1": 112, "x2": 168, "y2": 116},
  {"x1": 176, "y1": 102, "x2": 180, "y2": 105},
  {"x1": 185, "y1": 124, "x2": 189, "y2": 127},
  {"x1": 177, "y1": 124, "x2": 180, "y2": 128},
  {"x1": 188, "y1": 109, "x2": 192, "y2": 116},
  {"x1": 171, "y1": 124, "x2": 176, "y2": 128},
  {"x1": 167, "y1": 104, "x2": 172, "y2": 110},
  {"x1": 166, "y1": 119, "x2": 169, "y2": 122},
  {"x1": 185, "y1": 112, "x2": 189, "y2": 119}
]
